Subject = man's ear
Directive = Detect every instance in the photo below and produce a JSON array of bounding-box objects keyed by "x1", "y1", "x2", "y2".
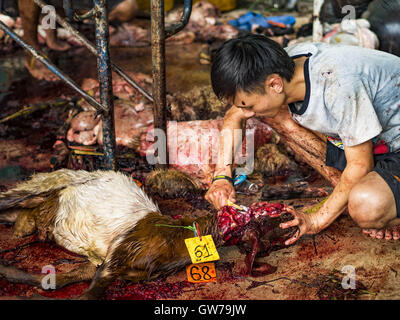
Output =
[{"x1": 265, "y1": 74, "x2": 283, "y2": 94}]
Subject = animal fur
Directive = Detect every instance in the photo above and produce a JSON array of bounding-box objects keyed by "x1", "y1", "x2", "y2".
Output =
[
  {"x1": 167, "y1": 85, "x2": 228, "y2": 121},
  {"x1": 0, "y1": 169, "x2": 295, "y2": 299},
  {"x1": 255, "y1": 143, "x2": 298, "y2": 177},
  {"x1": 0, "y1": 169, "x2": 219, "y2": 299},
  {"x1": 145, "y1": 168, "x2": 203, "y2": 198},
  {"x1": 0, "y1": 169, "x2": 159, "y2": 266}
]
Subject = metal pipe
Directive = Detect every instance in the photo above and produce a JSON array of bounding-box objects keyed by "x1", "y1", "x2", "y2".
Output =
[
  {"x1": 93, "y1": 0, "x2": 116, "y2": 170},
  {"x1": 74, "y1": 7, "x2": 96, "y2": 21},
  {"x1": 151, "y1": 0, "x2": 168, "y2": 168},
  {"x1": 0, "y1": 20, "x2": 107, "y2": 113},
  {"x1": 312, "y1": 0, "x2": 324, "y2": 42},
  {"x1": 165, "y1": 0, "x2": 192, "y2": 38},
  {"x1": 112, "y1": 64, "x2": 153, "y2": 103},
  {"x1": 33, "y1": 0, "x2": 153, "y2": 103}
]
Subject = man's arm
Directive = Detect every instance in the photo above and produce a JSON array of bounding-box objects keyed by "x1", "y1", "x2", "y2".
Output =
[
  {"x1": 205, "y1": 105, "x2": 254, "y2": 209},
  {"x1": 261, "y1": 105, "x2": 342, "y2": 187},
  {"x1": 282, "y1": 139, "x2": 375, "y2": 244}
]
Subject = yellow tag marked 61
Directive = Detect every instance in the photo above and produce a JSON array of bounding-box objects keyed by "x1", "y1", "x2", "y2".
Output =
[{"x1": 184, "y1": 235, "x2": 220, "y2": 264}]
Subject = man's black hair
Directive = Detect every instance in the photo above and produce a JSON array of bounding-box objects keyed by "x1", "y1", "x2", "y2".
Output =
[{"x1": 211, "y1": 34, "x2": 295, "y2": 101}]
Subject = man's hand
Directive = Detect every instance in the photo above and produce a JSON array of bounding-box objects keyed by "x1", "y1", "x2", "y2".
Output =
[
  {"x1": 280, "y1": 206, "x2": 321, "y2": 245},
  {"x1": 281, "y1": 140, "x2": 375, "y2": 246},
  {"x1": 205, "y1": 179, "x2": 236, "y2": 210}
]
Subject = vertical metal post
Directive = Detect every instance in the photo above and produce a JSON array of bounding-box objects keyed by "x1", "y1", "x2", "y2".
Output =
[
  {"x1": 151, "y1": 0, "x2": 168, "y2": 169},
  {"x1": 312, "y1": 0, "x2": 324, "y2": 42},
  {"x1": 63, "y1": 0, "x2": 74, "y2": 21},
  {"x1": 93, "y1": 0, "x2": 116, "y2": 170}
]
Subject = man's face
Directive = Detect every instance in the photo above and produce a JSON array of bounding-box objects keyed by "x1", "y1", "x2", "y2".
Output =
[{"x1": 232, "y1": 75, "x2": 286, "y2": 118}]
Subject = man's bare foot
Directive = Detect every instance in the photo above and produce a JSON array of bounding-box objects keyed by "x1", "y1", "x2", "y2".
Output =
[
  {"x1": 45, "y1": 38, "x2": 71, "y2": 52},
  {"x1": 42, "y1": 23, "x2": 71, "y2": 52},
  {"x1": 25, "y1": 57, "x2": 59, "y2": 82},
  {"x1": 362, "y1": 227, "x2": 400, "y2": 240}
]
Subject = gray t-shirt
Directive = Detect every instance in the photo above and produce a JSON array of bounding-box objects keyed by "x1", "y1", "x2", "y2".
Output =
[{"x1": 284, "y1": 42, "x2": 400, "y2": 152}]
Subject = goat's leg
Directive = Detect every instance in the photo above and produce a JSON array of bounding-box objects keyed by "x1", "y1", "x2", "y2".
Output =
[
  {"x1": 121, "y1": 269, "x2": 153, "y2": 283},
  {"x1": 54, "y1": 262, "x2": 96, "y2": 289},
  {"x1": 0, "y1": 264, "x2": 42, "y2": 286},
  {"x1": 0, "y1": 262, "x2": 95, "y2": 290},
  {"x1": 79, "y1": 244, "x2": 156, "y2": 299},
  {"x1": 79, "y1": 263, "x2": 117, "y2": 300},
  {"x1": 0, "y1": 209, "x2": 19, "y2": 224},
  {"x1": 13, "y1": 209, "x2": 36, "y2": 238}
]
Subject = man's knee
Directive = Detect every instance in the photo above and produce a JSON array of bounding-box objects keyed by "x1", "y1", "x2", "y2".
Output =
[{"x1": 348, "y1": 183, "x2": 389, "y2": 229}]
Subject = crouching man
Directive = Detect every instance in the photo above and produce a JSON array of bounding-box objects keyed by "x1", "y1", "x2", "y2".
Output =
[{"x1": 205, "y1": 34, "x2": 400, "y2": 243}]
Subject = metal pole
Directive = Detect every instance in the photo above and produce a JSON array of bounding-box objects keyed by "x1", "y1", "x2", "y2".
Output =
[
  {"x1": 151, "y1": 0, "x2": 168, "y2": 169},
  {"x1": 165, "y1": 0, "x2": 192, "y2": 38},
  {"x1": 0, "y1": 20, "x2": 107, "y2": 113},
  {"x1": 63, "y1": 0, "x2": 74, "y2": 21},
  {"x1": 93, "y1": 0, "x2": 116, "y2": 170},
  {"x1": 33, "y1": 0, "x2": 153, "y2": 103}
]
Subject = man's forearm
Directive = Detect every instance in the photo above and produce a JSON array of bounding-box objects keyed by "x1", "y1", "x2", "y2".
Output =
[
  {"x1": 214, "y1": 106, "x2": 247, "y2": 178},
  {"x1": 261, "y1": 106, "x2": 342, "y2": 187}
]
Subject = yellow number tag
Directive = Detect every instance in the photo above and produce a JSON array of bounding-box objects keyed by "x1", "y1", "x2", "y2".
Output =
[
  {"x1": 184, "y1": 235, "x2": 220, "y2": 264},
  {"x1": 186, "y1": 263, "x2": 217, "y2": 283}
]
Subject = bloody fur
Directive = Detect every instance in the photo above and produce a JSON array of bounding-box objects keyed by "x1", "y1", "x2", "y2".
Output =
[
  {"x1": 0, "y1": 169, "x2": 296, "y2": 299},
  {"x1": 145, "y1": 168, "x2": 203, "y2": 198}
]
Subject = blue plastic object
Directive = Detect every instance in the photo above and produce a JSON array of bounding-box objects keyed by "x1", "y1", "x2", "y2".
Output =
[
  {"x1": 233, "y1": 173, "x2": 247, "y2": 186},
  {"x1": 228, "y1": 12, "x2": 296, "y2": 31}
]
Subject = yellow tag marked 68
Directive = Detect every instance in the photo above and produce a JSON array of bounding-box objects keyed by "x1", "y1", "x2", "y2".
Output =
[{"x1": 184, "y1": 235, "x2": 220, "y2": 264}]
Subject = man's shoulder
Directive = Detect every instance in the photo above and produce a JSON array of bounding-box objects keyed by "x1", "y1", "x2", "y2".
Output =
[
  {"x1": 286, "y1": 43, "x2": 354, "y2": 78},
  {"x1": 284, "y1": 42, "x2": 319, "y2": 58}
]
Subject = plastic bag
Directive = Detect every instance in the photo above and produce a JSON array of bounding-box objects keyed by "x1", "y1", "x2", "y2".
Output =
[{"x1": 365, "y1": 0, "x2": 400, "y2": 56}]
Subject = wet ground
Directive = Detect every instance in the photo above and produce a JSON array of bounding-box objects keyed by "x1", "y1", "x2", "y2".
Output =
[{"x1": 0, "y1": 20, "x2": 400, "y2": 300}]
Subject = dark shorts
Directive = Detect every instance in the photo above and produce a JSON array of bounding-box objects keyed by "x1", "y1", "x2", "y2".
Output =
[{"x1": 326, "y1": 141, "x2": 400, "y2": 218}]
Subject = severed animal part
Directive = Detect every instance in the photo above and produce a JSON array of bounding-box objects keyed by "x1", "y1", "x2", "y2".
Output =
[
  {"x1": 139, "y1": 118, "x2": 274, "y2": 188},
  {"x1": 166, "y1": 31, "x2": 196, "y2": 45},
  {"x1": 67, "y1": 100, "x2": 153, "y2": 148},
  {"x1": 194, "y1": 24, "x2": 239, "y2": 43},
  {"x1": 217, "y1": 202, "x2": 298, "y2": 276},
  {"x1": 261, "y1": 182, "x2": 331, "y2": 201},
  {"x1": 80, "y1": 72, "x2": 153, "y2": 105},
  {"x1": 69, "y1": 111, "x2": 101, "y2": 132},
  {"x1": 0, "y1": 170, "x2": 297, "y2": 299},
  {"x1": 107, "y1": 1, "x2": 237, "y2": 48},
  {"x1": 109, "y1": 24, "x2": 151, "y2": 47},
  {"x1": 255, "y1": 143, "x2": 297, "y2": 177},
  {"x1": 165, "y1": 1, "x2": 238, "y2": 42},
  {"x1": 167, "y1": 85, "x2": 228, "y2": 121},
  {"x1": 145, "y1": 168, "x2": 203, "y2": 198}
]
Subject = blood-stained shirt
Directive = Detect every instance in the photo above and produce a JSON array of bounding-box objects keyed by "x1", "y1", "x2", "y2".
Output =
[{"x1": 284, "y1": 42, "x2": 400, "y2": 153}]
